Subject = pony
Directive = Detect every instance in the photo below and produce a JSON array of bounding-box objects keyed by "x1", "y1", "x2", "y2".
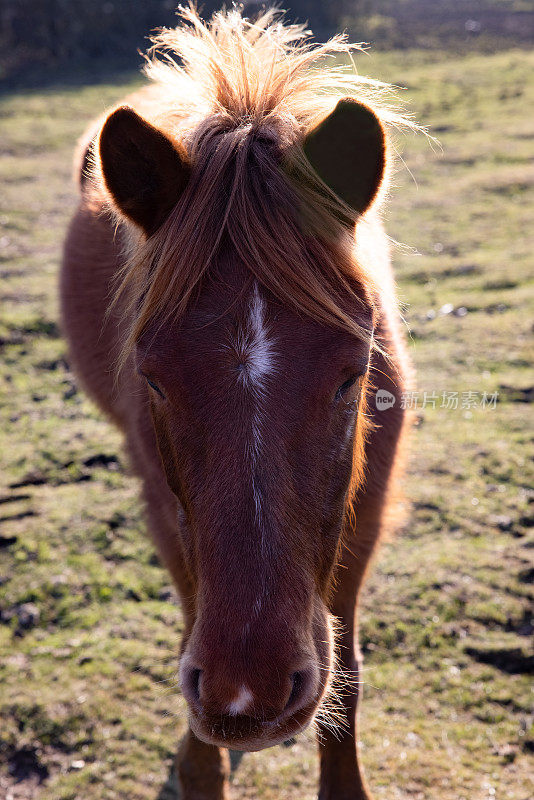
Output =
[{"x1": 60, "y1": 6, "x2": 416, "y2": 798}]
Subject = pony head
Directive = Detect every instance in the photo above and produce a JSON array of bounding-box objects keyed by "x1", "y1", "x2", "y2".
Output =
[{"x1": 95, "y1": 5, "x2": 408, "y2": 750}]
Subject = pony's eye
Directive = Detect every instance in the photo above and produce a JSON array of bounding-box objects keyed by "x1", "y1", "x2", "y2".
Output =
[
  {"x1": 144, "y1": 375, "x2": 165, "y2": 398},
  {"x1": 335, "y1": 376, "x2": 358, "y2": 401}
]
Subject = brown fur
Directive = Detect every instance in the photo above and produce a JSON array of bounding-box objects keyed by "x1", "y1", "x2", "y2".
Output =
[{"x1": 61, "y1": 6, "x2": 415, "y2": 799}]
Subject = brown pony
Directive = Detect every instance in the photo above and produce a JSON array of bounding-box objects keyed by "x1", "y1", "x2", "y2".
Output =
[{"x1": 61, "y1": 6, "x2": 416, "y2": 799}]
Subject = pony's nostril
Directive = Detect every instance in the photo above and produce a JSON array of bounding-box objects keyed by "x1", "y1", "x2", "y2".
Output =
[
  {"x1": 181, "y1": 666, "x2": 202, "y2": 704},
  {"x1": 285, "y1": 671, "x2": 305, "y2": 711},
  {"x1": 190, "y1": 668, "x2": 202, "y2": 701}
]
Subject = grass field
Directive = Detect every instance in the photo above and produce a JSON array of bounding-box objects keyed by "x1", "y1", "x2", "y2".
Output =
[{"x1": 0, "y1": 46, "x2": 533, "y2": 800}]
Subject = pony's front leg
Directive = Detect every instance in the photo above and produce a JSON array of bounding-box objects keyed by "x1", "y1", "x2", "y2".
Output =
[
  {"x1": 316, "y1": 595, "x2": 370, "y2": 800},
  {"x1": 175, "y1": 728, "x2": 230, "y2": 800}
]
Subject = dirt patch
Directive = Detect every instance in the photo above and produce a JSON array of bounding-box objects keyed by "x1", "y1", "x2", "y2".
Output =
[
  {"x1": 7, "y1": 455, "x2": 123, "y2": 489},
  {"x1": 498, "y1": 385, "x2": 534, "y2": 403},
  {"x1": 0, "y1": 745, "x2": 48, "y2": 800},
  {"x1": 465, "y1": 644, "x2": 534, "y2": 674},
  {"x1": 82, "y1": 453, "x2": 120, "y2": 469}
]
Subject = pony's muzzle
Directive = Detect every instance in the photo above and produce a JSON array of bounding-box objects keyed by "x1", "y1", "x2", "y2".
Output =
[{"x1": 179, "y1": 652, "x2": 322, "y2": 749}]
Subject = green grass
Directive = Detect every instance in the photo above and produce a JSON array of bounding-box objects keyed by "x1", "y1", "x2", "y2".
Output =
[{"x1": 0, "y1": 48, "x2": 533, "y2": 800}]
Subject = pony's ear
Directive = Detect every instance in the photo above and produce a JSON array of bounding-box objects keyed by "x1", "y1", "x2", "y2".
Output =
[
  {"x1": 303, "y1": 98, "x2": 386, "y2": 215},
  {"x1": 99, "y1": 106, "x2": 190, "y2": 235}
]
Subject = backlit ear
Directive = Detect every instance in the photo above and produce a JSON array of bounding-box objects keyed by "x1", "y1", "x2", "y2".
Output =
[
  {"x1": 303, "y1": 98, "x2": 386, "y2": 215},
  {"x1": 99, "y1": 106, "x2": 190, "y2": 235}
]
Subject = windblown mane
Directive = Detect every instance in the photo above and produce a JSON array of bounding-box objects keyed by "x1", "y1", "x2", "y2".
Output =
[{"x1": 100, "y1": 4, "x2": 416, "y2": 367}]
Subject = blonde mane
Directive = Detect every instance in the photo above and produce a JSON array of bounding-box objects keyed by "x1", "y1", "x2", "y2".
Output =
[
  {"x1": 144, "y1": 4, "x2": 410, "y2": 138},
  {"x1": 102, "y1": 4, "x2": 416, "y2": 368}
]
